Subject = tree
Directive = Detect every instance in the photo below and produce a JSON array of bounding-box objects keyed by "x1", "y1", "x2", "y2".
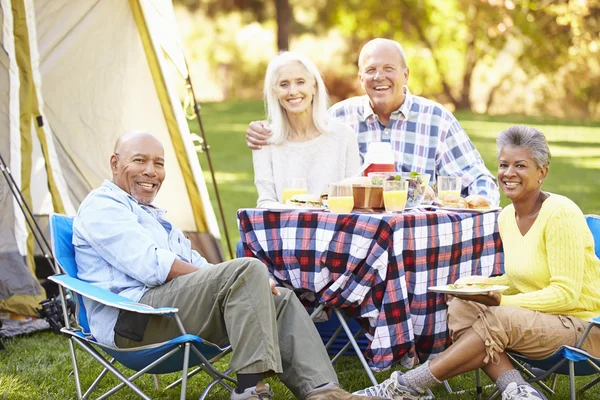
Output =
[
  {"x1": 319, "y1": 0, "x2": 600, "y2": 112},
  {"x1": 174, "y1": 0, "x2": 293, "y2": 51}
]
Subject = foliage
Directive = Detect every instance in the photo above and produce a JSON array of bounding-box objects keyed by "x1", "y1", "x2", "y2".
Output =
[{"x1": 317, "y1": 0, "x2": 600, "y2": 113}]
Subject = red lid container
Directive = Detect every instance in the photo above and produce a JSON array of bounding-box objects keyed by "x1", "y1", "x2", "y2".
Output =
[{"x1": 364, "y1": 163, "x2": 395, "y2": 176}]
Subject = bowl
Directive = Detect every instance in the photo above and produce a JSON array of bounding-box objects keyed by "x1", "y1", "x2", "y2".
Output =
[{"x1": 368, "y1": 172, "x2": 431, "y2": 207}]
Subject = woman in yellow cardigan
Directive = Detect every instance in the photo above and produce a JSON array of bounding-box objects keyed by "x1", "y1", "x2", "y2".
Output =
[{"x1": 356, "y1": 125, "x2": 600, "y2": 400}]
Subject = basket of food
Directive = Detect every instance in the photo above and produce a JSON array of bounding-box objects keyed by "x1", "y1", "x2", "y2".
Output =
[{"x1": 368, "y1": 172, "x2": 432, "y2": 207}]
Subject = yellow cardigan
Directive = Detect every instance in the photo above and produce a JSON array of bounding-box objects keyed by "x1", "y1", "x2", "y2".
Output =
[{"x1": 490, "y1": 193, "x2": 600, "y2": 320}]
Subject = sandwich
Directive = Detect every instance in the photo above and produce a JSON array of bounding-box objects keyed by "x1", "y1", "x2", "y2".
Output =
[
  {"x1": 437, "y1": 193, "x2": 468, "y2": 208},
  {"x1": 286, "y1": 194, "x2": 322, "y2": 208},
  {"x1": 448, "y1": 275, "x2": 495, "y2": 290},
  {"x1": 465, "y1": 194, "x2": 491, "y2": 210}
]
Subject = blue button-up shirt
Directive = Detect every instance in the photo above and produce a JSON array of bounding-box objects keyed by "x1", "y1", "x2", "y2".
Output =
[
  {"x1": 329, "y1": 88, "x2": 500, "y2": 206},
  {"x1": 72, "y1": 180, "x2": 210, "y2": 346}
]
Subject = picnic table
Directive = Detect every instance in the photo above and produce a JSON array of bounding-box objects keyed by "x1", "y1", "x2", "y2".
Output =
[{"x1": 237, "y1": 208, "x2": 504, "y2": 371}]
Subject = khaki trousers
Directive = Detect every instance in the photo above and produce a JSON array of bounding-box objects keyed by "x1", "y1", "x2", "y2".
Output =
[
  {"x1": 115, "y1": 258, "x2": 338, "y2": 399},
  {"x1": 447, "y1": 298, "x2": 600, "y2": 364}
]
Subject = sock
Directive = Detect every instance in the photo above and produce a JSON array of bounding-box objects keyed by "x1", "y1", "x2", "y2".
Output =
[
  {"x1": 495, "y1": 369, "x2": 526, "y2": 392},
  {"x1": 397, "y1": 361, "x2": 442, "y2": 394},
  {"x1": 235, "y1": 373, "x2": 264, "y2": 393}
]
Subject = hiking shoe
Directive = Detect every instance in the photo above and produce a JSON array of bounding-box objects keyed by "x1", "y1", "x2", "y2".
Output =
[
  {"x1": 306, "y1": 382, "x2": 388, "y2": 400},
  {"x1": 230, "y1": 382, "x2": 274, "y2": 400},
  {"x1": 502, "y1": 382, "x2": 547, "y2": 400},
  {"x1": 352, "y1": 371, "x2": 422, "y2": 399}
]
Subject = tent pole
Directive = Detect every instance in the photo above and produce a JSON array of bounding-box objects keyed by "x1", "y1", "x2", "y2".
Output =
[
  {"x1": 0, "y1": 151, "x2": 55, "y2": 271},
  {"x1": 183, "y1": 62, "x2": 234, "y2": 260}
]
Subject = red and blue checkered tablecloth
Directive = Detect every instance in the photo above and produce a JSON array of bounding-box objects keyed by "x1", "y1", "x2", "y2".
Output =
[{"x1": 237, "y1": 208, "x2": 504, "y2": 371}]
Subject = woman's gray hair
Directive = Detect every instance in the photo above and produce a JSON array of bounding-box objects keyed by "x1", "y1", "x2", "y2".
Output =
[
  {"x1": 263, "y1": 51, "x2": 329, "y2": 145},
  {"x1": 496, "y1": 125, "x2": 551, "y2": 168}
]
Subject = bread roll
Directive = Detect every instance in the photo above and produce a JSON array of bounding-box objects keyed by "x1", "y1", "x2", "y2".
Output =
[
  {"x1": 465, "y1": 194, "x2": 490, "y2": 210},
  {"x1": 438, "y1": 193, "x2": 467, "y2": 208}
]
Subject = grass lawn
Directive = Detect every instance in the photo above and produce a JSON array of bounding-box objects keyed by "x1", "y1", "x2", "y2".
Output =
[{"x1": 1, "y1": 100, "x2": 599, "y2": 399}]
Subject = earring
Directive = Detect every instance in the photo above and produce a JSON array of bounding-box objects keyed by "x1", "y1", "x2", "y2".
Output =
[{"x1": 538, "y1": 180, "x2": 543, "y2": 183}]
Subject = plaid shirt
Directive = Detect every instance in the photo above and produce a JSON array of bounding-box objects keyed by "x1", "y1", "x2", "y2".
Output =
[
  {"x1": 329, "y1": 89, "x2": 500, "y2": 207},
  {"x1": 238, "y1": 208, "x2": 504, "y2": 370}
]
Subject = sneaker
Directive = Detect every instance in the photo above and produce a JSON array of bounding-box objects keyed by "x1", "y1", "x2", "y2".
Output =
[
  {"x1": 502, "y1": 382, "x2": 547, "y2": 400},
  {"x1": 352, "y1": 371, "x2": 422, "y2": 399},
  {"x1": 306, "y1": 382, "x2": 388, "y2": 400},
  {"x1": 230, "y1": 382, "x2": 274, "y2": 400}
]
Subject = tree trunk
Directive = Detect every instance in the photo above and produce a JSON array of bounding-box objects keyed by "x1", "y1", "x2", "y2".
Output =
[{"x1": 275, "y1": 0, "x2": 291, "y2": 51}]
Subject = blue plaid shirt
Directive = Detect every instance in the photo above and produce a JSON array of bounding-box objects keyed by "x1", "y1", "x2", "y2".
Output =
[{"x1": 329, "y1": 88, "x2": 500, "y2": 206}]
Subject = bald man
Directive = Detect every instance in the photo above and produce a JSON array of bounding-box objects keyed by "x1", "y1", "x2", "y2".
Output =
[
  {"x1": 246, "y1": 38, "x2": 500, "y2": 207},
  {"x1": 72, "y1": 132, "x2": 385, "y2": 400}
]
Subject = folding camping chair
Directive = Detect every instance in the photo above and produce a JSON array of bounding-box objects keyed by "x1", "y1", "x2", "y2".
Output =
[
  {"x1": 48, "y1": 214, "x2": 236, "y2": 400},
  {"x1": 481, "y1": 214, "x2": 600, "y2": 400}
]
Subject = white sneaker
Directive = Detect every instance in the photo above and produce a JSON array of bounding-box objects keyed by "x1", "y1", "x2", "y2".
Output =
[
  {"x1": 230, "y1": 382, "x2": 274, "y2": 400},
  {"x1": 501, "y1": 382, "x2": 547, "y2": 400},
  {"x1": 353, "y1": 371, "x2": 422, "y2": 399}
]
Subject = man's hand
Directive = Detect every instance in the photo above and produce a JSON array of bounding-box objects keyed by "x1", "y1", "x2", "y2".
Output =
[
  {"x1": 246, "y1": 121, "x2": 272, "y2": 150},
  {"x1": 166, "y1": 258, "x2": 199, "y2": 281},
  {"x1": 269, "y1": 278, "x2": 281, "y2": 296},
  {"x1": 454, "y1": 292, "x2": 501, "y2": 307}
]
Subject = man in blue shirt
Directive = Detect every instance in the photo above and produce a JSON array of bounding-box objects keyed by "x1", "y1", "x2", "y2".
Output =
[
  {"x1": 246, "y1": 38, "x2": 499, "y2": 206},
  {"x1": 73, "y1": 132, "x2": 385, "y2": 400}
]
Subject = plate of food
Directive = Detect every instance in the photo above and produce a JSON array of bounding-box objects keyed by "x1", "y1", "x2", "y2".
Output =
[
  {"x1": 434, "y1": 206, "x2": 502, "y2": 214},
  {"x1": 268, "y1": 194, "x2": 326, "y2": 212},
  {"x1": 428, "y1": 283, "x2": 510, "y2": 295},
  {"x1": 433, "y1": 194, "x2": 500, "y2": 213}
]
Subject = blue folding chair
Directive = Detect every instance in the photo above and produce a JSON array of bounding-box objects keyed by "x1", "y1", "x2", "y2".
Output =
[
  {"x1": 48, "y1": 214, "x2": 236, "y2": 400},
  {"x1": 483, "y1": 214, "x2": 600, "y2": 400}
]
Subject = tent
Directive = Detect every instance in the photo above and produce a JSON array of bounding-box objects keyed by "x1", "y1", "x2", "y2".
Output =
[{"x1": 0, "y1": 0, "x2": 224, "y2": 317}]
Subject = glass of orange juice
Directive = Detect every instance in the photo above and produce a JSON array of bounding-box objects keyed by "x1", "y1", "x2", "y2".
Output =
[
  {"x1": 437, "y1": 176, "x2": 461, "y2": 198},
  {"x1": 282, "y1": 178, "x2": 307, "y2": 204},
  {"x1": 383, "y1": 180, "x2": 408, "y2": 213},
  {"x1": 328, "y1": 183, "x2": 354, "y2": 214}
]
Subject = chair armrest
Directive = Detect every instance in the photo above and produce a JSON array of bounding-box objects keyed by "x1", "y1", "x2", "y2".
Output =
[{"x1": 49, "y1": 274, "x2": 178, "y2": 315}]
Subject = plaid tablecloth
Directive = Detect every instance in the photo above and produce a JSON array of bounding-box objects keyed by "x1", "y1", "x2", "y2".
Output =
[{"x1": 237, "y1": 208, "x2": 504, "y2": 371}]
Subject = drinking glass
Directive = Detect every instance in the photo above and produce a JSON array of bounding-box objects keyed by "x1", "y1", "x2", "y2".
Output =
[
  {"x1": 328, "y1": 183, "x2": 354, "y2": 214},
  {"x1": 437, "y1": 176, "x2": 461, "y2": 198},
  {"x1": 282, "y1": 178, "x2": 307, "y2": 204},
  {"x1": 383, "y1": 180, "x2": 408, "y2": 213}
]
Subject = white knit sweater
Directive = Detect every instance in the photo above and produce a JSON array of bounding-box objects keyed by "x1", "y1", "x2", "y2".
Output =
[{"x1": 252, "y1": 119, "x2": 361, "y2": 208}]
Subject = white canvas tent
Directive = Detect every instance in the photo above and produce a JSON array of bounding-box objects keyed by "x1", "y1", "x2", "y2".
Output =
[{"x1": 0, "y1": 0, "x2": 224, "y2": 316}]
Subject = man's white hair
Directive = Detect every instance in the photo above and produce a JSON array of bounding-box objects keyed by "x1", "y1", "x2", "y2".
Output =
[
  {"x1": 263, "y1": 51, "x2": 330, "y2": 145},
  {"x1": 358, "y1": 38, "x2": 408, "y2": 71}
]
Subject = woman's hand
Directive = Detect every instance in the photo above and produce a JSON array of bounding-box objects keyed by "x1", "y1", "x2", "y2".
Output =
[{"x1": 454, "y1": 291, "x2": 501, "y2": 306}]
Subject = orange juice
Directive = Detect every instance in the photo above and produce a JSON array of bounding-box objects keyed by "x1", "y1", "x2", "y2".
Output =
[
  {"x1": 328, "y1": 196, "x2": 354, "y2": 214},
  {"x1": 438, "y1": 190, "x2": 460, "y2": 198},
  {"x1": 282, "y1": 188, "x2": 307, "y2": 204},
  {"x1": 383, "y1": 190, "x2": 408, "y2": 212}
]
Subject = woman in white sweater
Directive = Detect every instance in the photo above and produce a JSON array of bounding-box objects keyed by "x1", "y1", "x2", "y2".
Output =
[{"x1": 252, "y1": 51, "x2": 361, "y2": 208}]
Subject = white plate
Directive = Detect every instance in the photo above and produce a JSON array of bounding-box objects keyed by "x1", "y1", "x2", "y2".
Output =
[
  {"x1": 433, "y1": 206, "x2": 501, "y2": 214},
  {"x1": 428, "y1": 284, "x2": 510, "y2": 295},
  {"x1": 266, "y1": 205, "x2": 326, "y2": 212}
]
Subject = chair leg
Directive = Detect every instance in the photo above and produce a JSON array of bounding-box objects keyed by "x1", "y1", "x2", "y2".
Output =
[
  {"x1": 82, "y1": 359, "x2": 115, "y2": 400},
  {"x1": 569, "y1": 361, "x2": 575, "y2": 400},
  {"x1": 333, "y1": 308, "x2": 378, "y2": 386},
  {"x1": 67, "y1": 338, "x2": 83, "y2": 399},
  {"x1": 476, "y1": 369, "x2": 483, "y2": 400},
  {"x1": 180, "y1": 343, "x2": 191, "y2": 400}
]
